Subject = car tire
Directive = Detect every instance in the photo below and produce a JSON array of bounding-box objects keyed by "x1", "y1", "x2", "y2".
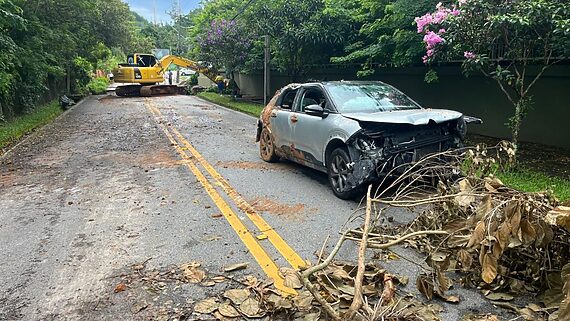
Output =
[
  {"x1": 327, "y1": 147, "x2": 361, "y2": 200},
  {"x1": 259, "y1": 127, "x2": 279, "y2": 163}
]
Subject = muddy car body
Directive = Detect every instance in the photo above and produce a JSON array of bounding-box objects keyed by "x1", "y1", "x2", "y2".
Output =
[{"x1": 256, "y1": 81, "x2": 480, "y2": 199}]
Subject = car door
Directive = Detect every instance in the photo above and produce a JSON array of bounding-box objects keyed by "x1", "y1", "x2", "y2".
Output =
[
  {"x1": 268, "y1": 89, "x2": 297, "y2": 152},
  {"x1": 288, "y1": 86, "x2": 332, "y2": 166}
]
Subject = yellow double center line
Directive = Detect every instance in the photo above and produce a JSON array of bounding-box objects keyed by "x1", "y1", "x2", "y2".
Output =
[{"x1": 144, "y1": 99, "x2": 305, "y2": 295}]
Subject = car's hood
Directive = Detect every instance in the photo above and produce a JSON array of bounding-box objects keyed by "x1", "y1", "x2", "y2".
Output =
[{"x1": 341, "y1": 109, "x2": 462, "y2": 125}]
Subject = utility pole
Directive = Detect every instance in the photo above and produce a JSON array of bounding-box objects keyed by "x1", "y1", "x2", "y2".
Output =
[
  {"x1": 153, "y1": 0, "x2": 156, "y2": 25},
  {"x1": 263, "y1": 35, "x2": 271, "y2": 105},
  {"x1": 176, "y1": 0, "x2": 182, "y2": 84}
]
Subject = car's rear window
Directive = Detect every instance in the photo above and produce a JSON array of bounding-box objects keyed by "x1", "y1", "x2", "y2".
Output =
[{"x1": 325, "y1": 83, "x2": 421, "y2": 113}]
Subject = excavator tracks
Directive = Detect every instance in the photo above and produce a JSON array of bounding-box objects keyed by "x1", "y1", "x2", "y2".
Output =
[{"x1": 115, "y1": 85, "x2": 187, "y2": 97}]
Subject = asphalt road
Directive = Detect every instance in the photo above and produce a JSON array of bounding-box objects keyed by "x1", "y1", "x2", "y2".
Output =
[{"x1": 0, "y1": 95, "x2": 499, "y2": 320}]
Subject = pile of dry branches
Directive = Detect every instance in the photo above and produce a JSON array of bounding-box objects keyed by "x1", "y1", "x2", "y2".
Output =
[{"x1": 368, "y1": 142, "x2": 569, "y2": 320}]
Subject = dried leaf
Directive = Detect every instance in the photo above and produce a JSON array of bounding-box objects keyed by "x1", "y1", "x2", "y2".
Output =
[
  {"x1": 456, "y1": 179, "x2": 475, "y2": 207},
  {"x1": 417, "y1": 274, "x2": 434, "y2": 300},
  {"x1": 242, "y1": 275, "x2": 258, "y2": 287},
  {"x1": 201, "y1": 280, "x2": 216, "y2": 287},
  {"x1": 224, "y1": 262, "x2": 248, "y2": 272},
  {"x1": 485, "y1": 292, "x2": 514, "y2": 301},
  {"x1": 506, "y1": 202, "x2": 521, "y2": 233},
  {"x1": 211, "y1": 275, "x2": 227, "y2": 283},
  {"x1": 458, "y1": 249, "x2": 473, "y2": 271},
  {"x1": 218, "y1": 302, "x2": 240, "y2": 318},
  {"x1": 194, "y1": 297, "x2": 219, "y2": 314},
  {"x1": 481, "y1": 252, "x2": 498, "y2": 284},
  {"x1": 468, "y1": 221, "x2": 486, "y2": 248},
  {"x1": 239, "y1": 297, "x2": 262, "y2": 318},
  {"x1": 293, "y1": 290, "x2": 313, "y2": 310},
  {"x1": 267, "y1": 293, "x2": 292, "y2": 309},
  {"x1": 114, "y1": 283, "x2": 127, "y2": 293},
  {"x1": 519, "y1": 220, "x2": 536, "y2": 245},
  {"x1": 279, "y1": 267, "x2": 302, "y2": 289},
  {"x1": 182, "y1": 264, "x2": 206, "y2": 283},
  {"x1": 545, "y1": 206, "x2": 570, "y2": 232},
  {"x1": 223, "y1": 289, "x2": 250, "y2": 305}
]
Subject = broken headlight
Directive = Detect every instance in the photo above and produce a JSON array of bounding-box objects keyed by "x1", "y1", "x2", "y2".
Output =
[{"x1": 456, "y1": 116, "x2": 467, "y2": 139}]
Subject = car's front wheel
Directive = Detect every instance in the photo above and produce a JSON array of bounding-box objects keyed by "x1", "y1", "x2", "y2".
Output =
[
  {"x1": 259, "y1": 127, "x2": 279, "y2": 162},
  {"x1": 327, "y1": 147, "x2": 360, "y2": 199}
]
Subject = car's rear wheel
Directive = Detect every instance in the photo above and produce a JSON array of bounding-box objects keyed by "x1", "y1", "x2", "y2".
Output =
[
  {"x1": 327, "y1": 147, "x2": 360, "y2": 199},
  {"x1": 259, "y1": 127, "x2": 279, "y2": 162}
]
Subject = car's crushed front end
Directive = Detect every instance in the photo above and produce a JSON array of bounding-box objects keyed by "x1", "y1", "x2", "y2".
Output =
[{"x1": 341, "y1": 112, "x2": 477, "y2": 189}]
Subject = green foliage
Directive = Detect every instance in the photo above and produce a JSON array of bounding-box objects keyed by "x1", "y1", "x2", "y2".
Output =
[
  {"x1": 87, "y1": 77, "x2": 110, "y2": 95},
  {"x1": 0, "y1": 101, "x2": 62, "y2": 149},
  {"x1": 197, "y1": 92, "x2": 263, "y2": 117},
  {"x1": 331, "y1": 0, "x2": 439, "y2": 74},
  {"x1": 187, "y1": 0, "x2": 352, "y2": 79},
  {"x1": 0, "y1": 0, "x2": 153, "y2": 119}
]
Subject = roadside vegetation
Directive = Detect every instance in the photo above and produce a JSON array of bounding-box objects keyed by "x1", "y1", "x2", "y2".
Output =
[
  {"x1": 197, "y1": 92, "x2": 263, "y2": 117},
  {"x1": 0, "y1": 101, "x2": 62, "y2": 150},
  {"x1": 87, "y1": 77, "x2": 110, "y2": 95},
  {"x1": 497, "y1": 168, "x2": 570, "y2": 201}
]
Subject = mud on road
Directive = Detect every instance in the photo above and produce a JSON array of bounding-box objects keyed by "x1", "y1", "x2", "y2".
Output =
[{"x1": 0, "y1": 95, "x2": 498, "y2": 320}]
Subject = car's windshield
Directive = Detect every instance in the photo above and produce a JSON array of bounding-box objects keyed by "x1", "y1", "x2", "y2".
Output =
[{"x1": 325, "y1": 83, "x2": 421, "y2": 113}]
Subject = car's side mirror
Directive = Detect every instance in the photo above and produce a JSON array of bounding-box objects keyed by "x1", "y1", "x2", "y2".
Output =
[{"x1": 305, "y1": 104, "x2": 328, "y2": 118}]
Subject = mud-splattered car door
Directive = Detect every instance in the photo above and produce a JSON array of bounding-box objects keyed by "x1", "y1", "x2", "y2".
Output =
[
  {"x1": 269, "y1": 90, "x2": 297, "y2": 153},
  {"x1": 287, "y1": 86, "x2": 332, "y2": 167}
]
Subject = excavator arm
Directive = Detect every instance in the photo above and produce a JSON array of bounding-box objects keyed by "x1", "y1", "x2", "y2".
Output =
[{"x1": 158, "y1": 55, "x2": 218, "y2": 84}]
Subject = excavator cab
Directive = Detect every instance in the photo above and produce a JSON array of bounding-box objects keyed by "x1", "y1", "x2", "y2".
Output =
[{"x1": 119, "y1": 54, "x2": 158, "y2": 68}]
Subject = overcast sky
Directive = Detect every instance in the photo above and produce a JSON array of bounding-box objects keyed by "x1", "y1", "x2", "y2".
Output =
[{"x1": 124, "y1": 0, "x2": 201, "y2": 24}]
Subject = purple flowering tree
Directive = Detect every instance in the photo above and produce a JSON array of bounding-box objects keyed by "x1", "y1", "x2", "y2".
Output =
[
  {"x1": 415, "y1": 0, "x2": 570, "y2": 148},
  {"x1": 197, "y1": 19, "x2": 254, "y2": 78}
]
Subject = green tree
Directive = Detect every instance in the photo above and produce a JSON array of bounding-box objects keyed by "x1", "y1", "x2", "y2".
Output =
[
  {"x1": 416, "y1": 0, "x2": 570, "y2": 148},
  {"x1": 331, "y1": 0, "x2": 439, "y2": 76},
  {"x1": 249, "y1": 0, "x2": 352, "y2": 80}
]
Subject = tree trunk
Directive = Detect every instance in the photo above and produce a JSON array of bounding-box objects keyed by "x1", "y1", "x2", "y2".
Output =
[{"x1": 66, "y1": 65, "x2": 71, "y2": 94}]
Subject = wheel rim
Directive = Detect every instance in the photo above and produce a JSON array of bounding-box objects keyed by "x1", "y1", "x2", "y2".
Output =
[
  {"x1": 260, "y1": 131, "x2": 273, "y2": 158},
  {"x1": 330, "y1": 154, "x2": 349, "y2": 192}
]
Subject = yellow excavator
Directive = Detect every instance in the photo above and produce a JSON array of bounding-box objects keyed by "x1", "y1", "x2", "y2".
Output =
[{"x1": 112, "y1": 53, "x2": 218, "y2": 97}]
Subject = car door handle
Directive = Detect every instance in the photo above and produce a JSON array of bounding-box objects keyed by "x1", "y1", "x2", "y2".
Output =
[
  {"x1": 270, "y1": 112, "x2": 277, "y2": 118},
  {"x1": 290, "y1": 115, "x2": 298, "y2": 123}
]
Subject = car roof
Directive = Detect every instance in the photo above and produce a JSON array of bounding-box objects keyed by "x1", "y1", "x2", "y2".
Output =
[{"x1": 299, "y1": 80, "x2": 391, "y2": 87}]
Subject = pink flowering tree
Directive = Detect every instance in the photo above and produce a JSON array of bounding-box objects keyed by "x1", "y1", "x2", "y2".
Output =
[
  {"x1": 415, "y1": 0, "x2": 570, "y2": 148},
  {"x1": 197, "y1": 19, "x2": 254, "y2": 78}
]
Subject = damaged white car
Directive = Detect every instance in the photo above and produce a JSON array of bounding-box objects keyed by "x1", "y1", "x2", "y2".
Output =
[{"x1": 255, "y1": 81, "x2": 481, "y2": 199}]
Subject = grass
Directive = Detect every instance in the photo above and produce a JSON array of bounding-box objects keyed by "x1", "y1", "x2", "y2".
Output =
[
  {"x1": 0, "y1": 101, "x2": 63, "y2": 150},
  {"x1": 496, "y1": 167, "x2": 570, "y2": 201},
  {"x1": 197, "y1": 92, "x2": 263, "y2": 117}
]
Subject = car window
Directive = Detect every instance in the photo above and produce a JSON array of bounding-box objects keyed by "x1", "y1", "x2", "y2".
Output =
[
  {"x1": 297, "y1": 88, "x2": 326, "y2": 113},
  {"x1": 325, "y1": 83, "x2": 421, "y2": 113},
  {"x1": 279, "y1": 90, "x2": 297, "y2": 110}
]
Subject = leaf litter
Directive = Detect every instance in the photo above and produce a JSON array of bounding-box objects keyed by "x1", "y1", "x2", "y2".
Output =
[{"x1": 113, "y1": 143, "x2": 568, "y2": 320}]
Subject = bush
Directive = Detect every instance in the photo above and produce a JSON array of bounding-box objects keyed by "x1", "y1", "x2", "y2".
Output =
[{"x1": 87, "y1": 77, "x2": 110, "y2": 95}]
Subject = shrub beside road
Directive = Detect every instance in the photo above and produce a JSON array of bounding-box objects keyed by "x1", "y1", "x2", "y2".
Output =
[{"x1": 0, "y1": 101, "x2": 62, "y2": 151}]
